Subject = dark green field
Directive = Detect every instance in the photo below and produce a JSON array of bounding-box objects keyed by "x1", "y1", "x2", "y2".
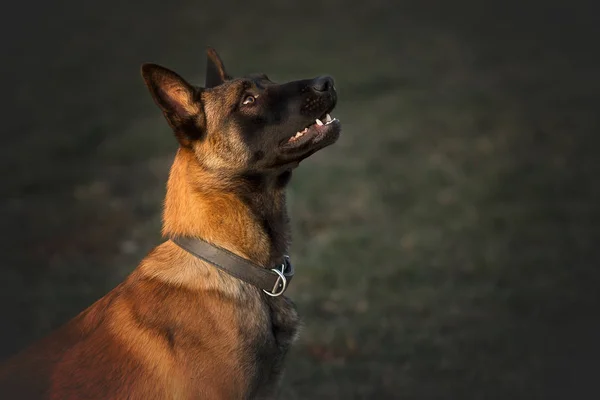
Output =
[{"x1": 1, "y1": 1, "x2": 599, "y2": 398}]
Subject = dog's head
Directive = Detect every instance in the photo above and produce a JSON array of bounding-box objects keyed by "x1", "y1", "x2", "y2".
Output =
[{"x1": 141, "y1": 48, "x2": 341, "y2": 173}]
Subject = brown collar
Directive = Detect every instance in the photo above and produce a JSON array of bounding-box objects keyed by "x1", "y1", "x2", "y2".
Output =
[{"x1": 170, "y1": 236, "x2": 294, "y2": 297}]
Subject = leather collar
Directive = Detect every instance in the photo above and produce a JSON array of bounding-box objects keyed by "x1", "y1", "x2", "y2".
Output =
[{"x1": 170, "y1": 236, "x2": 294, "y2": 297}]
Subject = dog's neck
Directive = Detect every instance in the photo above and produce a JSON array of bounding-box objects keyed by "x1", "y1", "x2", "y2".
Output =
[{"x1": 162, "y1": 148, "x2": 291, "y2": 268}]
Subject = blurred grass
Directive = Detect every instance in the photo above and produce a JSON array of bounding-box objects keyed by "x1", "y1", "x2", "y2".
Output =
[{"x1": 1, "y1": 0, "x2": 599, "y2": 398}]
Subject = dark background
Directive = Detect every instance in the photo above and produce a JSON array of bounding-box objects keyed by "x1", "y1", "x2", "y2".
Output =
[{"x1": 1, "y1": 1, "x2": 599, "y2": 398}]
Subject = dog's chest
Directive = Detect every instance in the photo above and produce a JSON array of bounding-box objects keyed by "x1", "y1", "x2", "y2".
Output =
[
  {"x1": 268, "y1": 296, "x2": 300, "y2": 349},
  {"x1": 247, "y1": 295, "x2": 300, "y2": 397}
]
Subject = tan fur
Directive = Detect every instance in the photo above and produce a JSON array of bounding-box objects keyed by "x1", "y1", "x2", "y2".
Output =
[
  {"x1": 199, "y1": 86, "x2": 254, "y2": 170},
  {"x1": 0, "y1": 50, "x2": 338, "y2": 399},
  {"x1": 0, "y1": 143, "x2": 293, "y2": 400},
  {"x1": 163, "y1": 147, "x2": 272, "y2": 266}
]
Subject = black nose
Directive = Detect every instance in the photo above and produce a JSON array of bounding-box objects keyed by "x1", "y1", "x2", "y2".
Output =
[{"x1": 311, "y1": 76, "x2": 335, "y2": 92}]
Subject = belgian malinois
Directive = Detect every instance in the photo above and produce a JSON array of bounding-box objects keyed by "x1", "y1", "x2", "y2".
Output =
[{"x1": 0, "y1": 48, "x2": 341, "y2": 399}]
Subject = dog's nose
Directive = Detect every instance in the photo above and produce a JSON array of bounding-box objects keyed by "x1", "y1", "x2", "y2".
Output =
[{"x1": 311, "y1": 76, "x2": 335, "y2": 93}]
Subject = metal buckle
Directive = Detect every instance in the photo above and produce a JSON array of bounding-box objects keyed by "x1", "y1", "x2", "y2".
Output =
[{"x1": 262, "y1": 257, "x2": 289, "y2": 297}]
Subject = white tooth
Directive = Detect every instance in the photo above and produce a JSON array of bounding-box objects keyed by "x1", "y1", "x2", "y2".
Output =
[
  {"x1": 316, "y1": 119, "x2": 323, "y2": 126},
  {"x1": 325, "y1": 114, "x2": 332, "y2": 122}
]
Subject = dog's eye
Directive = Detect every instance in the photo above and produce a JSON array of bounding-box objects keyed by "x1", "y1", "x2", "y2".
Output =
[{"x1": 242, "y1": 95, "x2": 256, "y2": 105}]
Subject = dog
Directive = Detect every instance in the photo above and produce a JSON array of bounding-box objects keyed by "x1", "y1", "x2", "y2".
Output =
[{"x1": 0, "y1": 47, "x2": 341, "y2": 399}]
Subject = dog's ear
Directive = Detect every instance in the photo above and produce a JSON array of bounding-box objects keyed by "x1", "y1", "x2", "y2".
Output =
[
  {"x1": 205, "y1": 47, "x2": 231, "y2": 88},
  {"x1": 141, "y1": 63, "x2": 205, "y2": 146}
]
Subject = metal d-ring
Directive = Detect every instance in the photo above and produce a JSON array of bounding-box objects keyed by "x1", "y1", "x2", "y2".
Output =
[{"x1": 263, "y1": 267, "x2": 287, "y2": 297}]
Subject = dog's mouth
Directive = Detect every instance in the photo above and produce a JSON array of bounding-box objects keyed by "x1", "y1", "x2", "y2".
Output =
[
  {"x1": 280, "y1": 112, "x2": 341, "y2": 152},
  {"x1": 288, "y1": 113, "x2": 337, "y2": 142}
]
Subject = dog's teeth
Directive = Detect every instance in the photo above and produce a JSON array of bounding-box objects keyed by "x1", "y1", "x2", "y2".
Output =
[
  {"x1": 316, "y1": 119, "x2": 323, "y2": 126},
  {"x1": 290, "y1": 126, "x2": 311, "y2": 142},
  {"x1": 324, "y1": 114, "x2": 332, "y2": 122}
]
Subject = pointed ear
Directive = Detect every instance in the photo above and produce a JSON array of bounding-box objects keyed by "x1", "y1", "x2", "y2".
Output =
[
  {"x1": 141, "y1": 63, "x2": 200, "y2": 119},
  {"x1": 205, "y1": 47, "x2": 231, "y2": 88},
  {"x1": 141, "y1": 63, "x2": 205, "y2": 145}
]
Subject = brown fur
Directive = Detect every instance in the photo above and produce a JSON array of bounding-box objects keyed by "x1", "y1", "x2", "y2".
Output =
[
  {"x1": 0, "y1": 48, "x2": 340, "y2": 399},
  {"x1": 0, "y1": 146, "x2": 299, "y2": 399}
]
